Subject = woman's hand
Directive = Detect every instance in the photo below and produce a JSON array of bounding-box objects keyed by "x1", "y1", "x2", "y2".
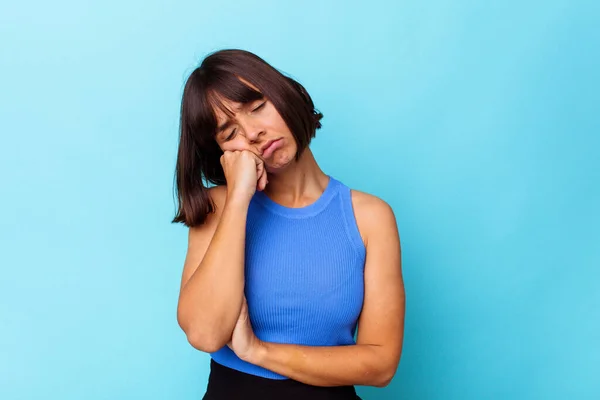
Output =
[
  {"x1": 220, "y1": 150, "x2": 268, "y2": 202},
  {"x1": 227, "y1": 296, "x2": 264, "y2": 363}
]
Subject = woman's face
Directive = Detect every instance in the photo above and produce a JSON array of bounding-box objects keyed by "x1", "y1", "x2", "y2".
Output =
[{"x1": 212, "y1": 94, "x2": 298, "y2": 173}]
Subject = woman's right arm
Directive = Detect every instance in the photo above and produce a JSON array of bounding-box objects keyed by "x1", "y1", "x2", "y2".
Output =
[
  {"x1": 176, "y1": 189, "x2": 250, "y2": 352},
  {"x1": 176, "y1": 150, "x2": 267, "y2": 353}
]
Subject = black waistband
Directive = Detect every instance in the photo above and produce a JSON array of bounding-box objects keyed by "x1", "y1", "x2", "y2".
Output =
[{"x1": 202, "y1": 359, "x2": 361, "y2": 400}]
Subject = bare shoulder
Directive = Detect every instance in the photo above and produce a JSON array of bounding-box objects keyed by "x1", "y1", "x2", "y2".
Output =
[
  {"x1": 350, "y1": 189, "x2": 398, "y2": 246},
  {"x1": 207, "y1": 184, "x2": 228, "y2": 209},
  {"x1": 206, "y1": 185, "x2": 228, "y2": 216}
]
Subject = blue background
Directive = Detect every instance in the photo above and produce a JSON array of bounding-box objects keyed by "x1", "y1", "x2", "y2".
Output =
[{"x1": 1, "y1": 1, "x2": 598, "y2": 399}]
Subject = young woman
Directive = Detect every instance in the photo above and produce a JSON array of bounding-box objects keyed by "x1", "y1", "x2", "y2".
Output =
[{"x1": 174, "y1": 49, "x2": 405, "y2": 400}]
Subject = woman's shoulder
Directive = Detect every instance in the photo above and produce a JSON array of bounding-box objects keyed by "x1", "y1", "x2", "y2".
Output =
[
  {"x1": 208, "y1": 184, "x2": 228, "y2": 205},
  {"x1": 346, "y1": 186, "x2": 398, "y2": 245},
  {"x1": 332, "y1": 176, "x2": 394, "y2": 216},
  {"x1": 334, "y1": 176, "x2": 391, "y2": 212},
  {"x1": 349, "y1": 188, "x2": 395, "y2": 220}
]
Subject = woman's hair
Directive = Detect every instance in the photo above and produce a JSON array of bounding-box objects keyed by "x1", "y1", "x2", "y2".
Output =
[{"x1": 172, "y1": 49, "x2": 324, "y2": 227}]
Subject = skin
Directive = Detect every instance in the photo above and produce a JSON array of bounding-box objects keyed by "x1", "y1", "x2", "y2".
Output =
[{"x1": 177, "y1": 81, "x2": 405, "y2": 387}]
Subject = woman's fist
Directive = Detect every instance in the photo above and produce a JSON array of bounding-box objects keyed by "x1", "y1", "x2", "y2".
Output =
[{"x1": 220, "y1": 150, "x2": 268, "y2": 202}]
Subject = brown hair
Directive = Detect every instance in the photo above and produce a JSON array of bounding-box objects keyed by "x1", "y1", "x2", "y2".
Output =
[{"x1": 172, "y1": 49, "x2": 324, "y2": 227}]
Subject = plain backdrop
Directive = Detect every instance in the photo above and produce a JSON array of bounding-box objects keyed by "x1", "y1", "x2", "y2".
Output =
[{"x1": 1, "y1": 0, "x2": 598, "y2": 399}]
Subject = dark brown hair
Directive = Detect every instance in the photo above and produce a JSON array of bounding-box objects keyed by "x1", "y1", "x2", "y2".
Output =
[{"x1": 172, "y1": 49, "x2": 323, "y2": 227}]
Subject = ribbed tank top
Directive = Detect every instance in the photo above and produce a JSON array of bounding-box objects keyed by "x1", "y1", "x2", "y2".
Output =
[{"x1": 210, "y1": 175, "x2": 366, "y2": 379}]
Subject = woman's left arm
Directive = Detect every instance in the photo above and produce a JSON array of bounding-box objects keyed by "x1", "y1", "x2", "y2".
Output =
[{"x1": 235, "y1": 193, "x2": 405, "y2": 387}]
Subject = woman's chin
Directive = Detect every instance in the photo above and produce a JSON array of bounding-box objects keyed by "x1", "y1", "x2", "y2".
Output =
[
  {"x1": 264, "y1": 152, "x2": 294, "y2": 173},
  {"x1": 265, "y1": 163, "x2": 283, "y2": 174},
  {"x1": 265, "y1": 161, "x2": 292, "y2": 174}
]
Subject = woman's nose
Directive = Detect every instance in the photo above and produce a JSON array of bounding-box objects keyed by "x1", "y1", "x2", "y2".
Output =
[{"x1": 243, "y1": 123, "x2": 264, "y2": 143}]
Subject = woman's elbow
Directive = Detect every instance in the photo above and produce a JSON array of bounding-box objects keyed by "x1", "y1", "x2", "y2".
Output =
[
  {"x1": 373, "y1": 373, "x2": 394, "y2": 388},
  {"x1": 371, "y1": 367, "x2": 395, "y2": 388},
  {"x1": 372, "y1": 359, "x2": 399, "y2": 388},
  {"x1": 177, "y1": 312, "x2": 229, "y2": 353},
  {"x1": 359, "y1": 358, "x2": 397, "y2": 387},
  {"x1": 186, "y1": 330, "x2": 228, "y2": 353}
]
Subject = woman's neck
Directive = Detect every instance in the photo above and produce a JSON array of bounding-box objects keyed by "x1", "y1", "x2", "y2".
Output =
[{"x1": 262, "y1": 147, "x2": 329, "y2": 208}]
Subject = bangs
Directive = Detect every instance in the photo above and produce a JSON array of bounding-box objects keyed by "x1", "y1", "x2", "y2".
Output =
[{"x1": 206, "y1": 75, "x2": 265, "y2": 135}]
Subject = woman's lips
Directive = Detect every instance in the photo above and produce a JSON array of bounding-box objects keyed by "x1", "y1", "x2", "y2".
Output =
[{"x1": 262, "y1": 138, "x2": 283, "y2": 159}]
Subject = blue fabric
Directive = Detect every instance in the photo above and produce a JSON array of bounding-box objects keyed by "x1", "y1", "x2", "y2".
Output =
[{"x1": 211, "y1": 175, "x2": 366, "y2": 379}]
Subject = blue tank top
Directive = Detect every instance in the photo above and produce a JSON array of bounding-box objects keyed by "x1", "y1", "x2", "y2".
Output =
[{"x1": 210, "y1": 175, "x2": 366, "y2": 379}]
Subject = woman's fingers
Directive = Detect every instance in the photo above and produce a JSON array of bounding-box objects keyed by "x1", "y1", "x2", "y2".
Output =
[
  {"x1": 258, "y1": 167, "x2": 268, "y2": 191},
  {"x1": 254, "y1": 155, "x2": 268, "y2": 191}
]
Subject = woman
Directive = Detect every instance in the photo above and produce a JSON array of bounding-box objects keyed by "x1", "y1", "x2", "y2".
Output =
[{"x1": 174, "y1": 49, "x2": 405, "y2": 400}]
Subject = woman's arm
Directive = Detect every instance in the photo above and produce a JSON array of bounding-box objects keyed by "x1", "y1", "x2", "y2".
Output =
[
  {"x1": 242, "y1": 192, "x2": 405, "y2": 387},
  {"x1": 249, "y1": 342, "x2": 395, "y2": 387},
  {"x1": 177, "y1": 185, "x2": 249, "y2": 353}
]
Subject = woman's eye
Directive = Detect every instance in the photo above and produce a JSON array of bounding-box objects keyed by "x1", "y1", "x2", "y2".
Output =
[
  {"x1": 226, "y1": 128, "x2": 236, "y2": 141},
  {"x1": 252, "y1": 102, "x2": 266, "y2": 112}
]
